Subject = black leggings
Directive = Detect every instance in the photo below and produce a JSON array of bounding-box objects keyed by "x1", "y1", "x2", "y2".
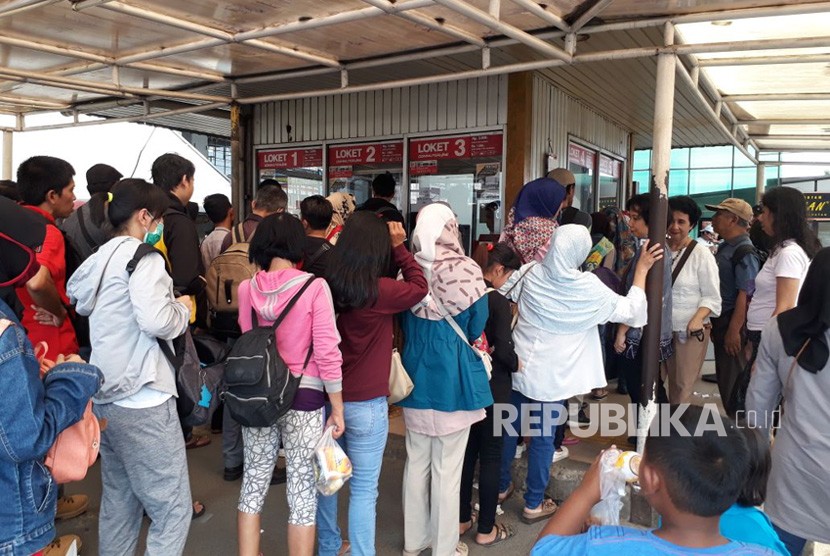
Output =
[{"x1": 460, "y1": 405, "x2": 504, "y2": 534}]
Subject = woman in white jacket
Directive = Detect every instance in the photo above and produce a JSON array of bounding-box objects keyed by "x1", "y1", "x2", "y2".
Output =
[
  {"x1": 665, "y1": 196, "x2": 722, "y2": 404},
  {"x1": 67, "y1": 179, "x2": 193, "y2": 556}
]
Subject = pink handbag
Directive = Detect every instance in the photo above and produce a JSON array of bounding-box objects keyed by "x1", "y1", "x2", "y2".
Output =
[{"x1": 35, "y1": 342, "x2": 102, "y2": 484}]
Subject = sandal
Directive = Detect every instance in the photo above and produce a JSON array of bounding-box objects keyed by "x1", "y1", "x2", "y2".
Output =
[
  {"x1": 497, "y1": 482, "x2": 514, "y2": 504},
  {"x1": 459, "y1": 510, "x2": 478, "y2": 536},
  {"x1": 476, "y1": 523, "x2": 515, "y2": 546},
  {"x1": 591, "y1": 388, "x2": 608, "y2": 400},
  {"x1": 521, "y1": 499, "x2": 558, "y2": 524},
  {"x1": 192, "y1": 501, "x2": 206, "y2": 519},
  {"x1": 185, "y1": 435, "x2": 211, "y2": 450}
]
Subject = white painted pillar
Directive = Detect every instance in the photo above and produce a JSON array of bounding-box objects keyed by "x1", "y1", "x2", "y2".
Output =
[{"x1": 2, "y1": 130, "x2": 12, "y2": 180}]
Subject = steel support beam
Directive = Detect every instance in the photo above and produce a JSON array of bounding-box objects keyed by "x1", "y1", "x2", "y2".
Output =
[
  {"x1": 698, "y1": 53, "x2": 830, "y2": 67},
  {"x1": 19, "y1": 101, "x2": 228, "y2": 131},
  {"x1": 571, "y1": 0, "x2": 615, "y2": 32},
  {"x1": 2, "y1": 130, "x2": 11, "y2": 180},
  {"x1": 361, "y1": 0, "x2": 485, "y2": 46},
  {"x1": 725, "y1": 93, "x2": 830, "y2": 102},
  {"x1": 740, "y1": 119, "x2": 830, "y2": 126},
  {"x1": 748, "y1": 134, "x2": 830, "y2": 141},
  {"x1": 507, "y1": 0, "x2": 570, "y2": 32},
  {"x1": 431, "y1": 0, "x2": 572, "y2": 62},
  {"x1": 756, "y1": 162, "x2": 766, "y2": 203}
]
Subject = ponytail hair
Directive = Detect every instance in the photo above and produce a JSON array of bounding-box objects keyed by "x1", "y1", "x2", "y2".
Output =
[
  {"x1": 481, "y1": 242, "x2": 521, "y2": 273},
  {"x1": 107, "y1": 179, "x2": 169, "y2": 232}
]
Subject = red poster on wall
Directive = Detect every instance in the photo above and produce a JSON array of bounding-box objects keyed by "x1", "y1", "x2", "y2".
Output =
[
  {"x1": 328, "y1": 166, "x2": 353, "y2": 179},
  {"x1": 328, "y1": 141, "x2": 403, "y2": 166},
  {"x1": 599, "y1": 155, "x2": 621, "y2": 178},
  {"x1": 257, "y1": 147, "x2": 323, "y2": 169},
  {"x1": 409, "y1": 133, "x2": 502, "y2": 162},
  {"x1": 409, "y1": 161, "x2": 439, "y2": 176},
  {"x1": 568, "y1": 143, "x2": 595, "y2": 169}
]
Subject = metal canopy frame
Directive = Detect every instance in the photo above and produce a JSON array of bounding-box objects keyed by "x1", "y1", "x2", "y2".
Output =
[{"x1": 0, "y1": 0, "x2": 827, "y2": 155}]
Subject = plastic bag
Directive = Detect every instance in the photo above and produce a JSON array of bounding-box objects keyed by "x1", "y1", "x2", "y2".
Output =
[
  {"x1": 589, "y1": 448, "x2": 641, "y2": 525},
  {"x1": 312, "y1": 426, "x2": 353, "y2": 496}
]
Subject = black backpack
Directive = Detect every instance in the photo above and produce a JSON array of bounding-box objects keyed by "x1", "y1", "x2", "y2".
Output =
[
  {"x1": 731, "y1": 243, "x2": 767, "y2": 272},
  {"x1": 222, "y1": 276, "x2": 316, "y2": 427}
]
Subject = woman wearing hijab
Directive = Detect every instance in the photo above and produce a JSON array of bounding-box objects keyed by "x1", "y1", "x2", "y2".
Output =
[
  {"x1": 398, "y1": 203, "x2": 492, "y2": 556},
  {"x1": 747, "y1": 247, "x2": 830, "y2": 556},
  {"x1": 499, "y1": 224, "x2": 663, "y2": 524},
  {"x1": 325, "y1": 192, "x2": 356, "y2": 244},
  {"x1": 500, "y1": 177, "x2": 566, "y2": 264}
]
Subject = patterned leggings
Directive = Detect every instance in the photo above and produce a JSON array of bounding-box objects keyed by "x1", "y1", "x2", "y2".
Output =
[{"x1": 238, "y1": 408, "x2": 323, "y2": 525}]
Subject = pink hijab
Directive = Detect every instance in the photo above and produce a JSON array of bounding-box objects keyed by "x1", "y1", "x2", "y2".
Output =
[{"x1": 410, "y1": 203, "x2": 486, "y2": 320}]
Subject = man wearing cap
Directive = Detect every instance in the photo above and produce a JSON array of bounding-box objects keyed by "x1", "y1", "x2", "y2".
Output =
[
  {"x1": 705, "y1": 198, "x2": 761, "y2": 413},
  {"x1": 61, "y1": 163, "x2": 122, "y2": 260},
  {"x1": 548, "y1": 167, "x2": 577, "y2": 209},
  {"x1": 696, "y1": 223, "x2": 719, "y2": 252}
]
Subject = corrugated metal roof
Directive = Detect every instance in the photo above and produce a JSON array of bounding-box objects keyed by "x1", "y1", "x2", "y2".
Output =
[{"x1": 0, "y1": 0, "x2": 827, "y2": 152}]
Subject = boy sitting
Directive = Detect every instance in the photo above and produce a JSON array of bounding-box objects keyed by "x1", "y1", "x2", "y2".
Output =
[{"x1": 532, "y1": 405, "x2": 777, "y2": 555}]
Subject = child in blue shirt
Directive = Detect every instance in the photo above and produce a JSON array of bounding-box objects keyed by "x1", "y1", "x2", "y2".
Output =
[{"x1": 532, "y1": 405, "x2": 778, "y2": 555}]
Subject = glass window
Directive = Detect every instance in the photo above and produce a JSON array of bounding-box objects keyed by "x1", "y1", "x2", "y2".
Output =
[
  {"x1": 690, "y1": 145, "x2": 733, "y2": 168},
  {"x1": 327, "y1": 141, "x2": 404, "y2": 211},
  {"x1": 633, "y1": 170, "x2": 650, "y2": 193},
  {"x1": 409, "y1": 133, "x2": 503, "y2": 253},
  {"x1": 670, "y1": 148, "x2": 690, "y2": 169},
  {"x1": 759, "y1": 152, "x2": 779, "y2": 162},
  {"x1": 733, "y1": 167, "x2": 756, "y2": 190},
  {"x1": 818, "y1": 179, "x2": 830, "y2": 193},
  {"x1": 568, "y1": 143, "x2": 596, "y2": 212},
  {"x1": 669, "y1": 170, "x2": 689, "y2": 197},
  {"x1": 633, "y1": 149, "x2": 651, "y2": 171},
  {"x1": 733, "y1": 147, "x2": 754, "y2": 168},
  {"x1": 764, "y1": 165, "x2": 780, "y2": 189},
  {"x1": 689, "y1": 168, "x2": 732, "y2": 195},
  {"x1": 256, "y1": 147, "x2": 324, "y2": 215}
]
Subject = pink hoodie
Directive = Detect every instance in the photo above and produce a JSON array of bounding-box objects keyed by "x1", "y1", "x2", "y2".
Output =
[{"x1": 238, "y1": 269, "x2": 342, "y2": 408}]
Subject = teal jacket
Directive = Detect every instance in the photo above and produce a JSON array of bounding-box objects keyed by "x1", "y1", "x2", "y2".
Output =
[{"x1": 398, "y1": 298, "x2": 493, "y2": 412}]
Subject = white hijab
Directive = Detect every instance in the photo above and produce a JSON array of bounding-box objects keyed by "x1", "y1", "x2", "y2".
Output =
[
  {"x1": 519, "y1": 224, "x2": 620, "y2": 334},
  {"x1": 410, "y1": 203, "x2": 486, "y2": 320}
]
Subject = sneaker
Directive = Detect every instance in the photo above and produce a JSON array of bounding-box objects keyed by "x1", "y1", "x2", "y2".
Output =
[
  {"x1": 224, "y1": 464, "x2": 243, "y2": 481},
  {"x1": 514, "y1": 443, "x2": 526, "y2": 459},
  {"x1": 42, "y1": 534, "x2": 81, "y2": 556},
  {"x1": 56, "y1": 495, "x2": 88, "y2": 520},
  {"x1": 552, "y1": 447, "x2": 569, "y2": 463}
]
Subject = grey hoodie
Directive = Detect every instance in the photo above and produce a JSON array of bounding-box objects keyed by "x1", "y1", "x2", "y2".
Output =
[{"x1": 67, "y1": 236, "x2": 190, "y2": 404}]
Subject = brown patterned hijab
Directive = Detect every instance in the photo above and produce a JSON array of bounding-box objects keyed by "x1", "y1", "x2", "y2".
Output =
[{"x1": 410, "y1": 203, "x2": 486, "y2": 320}]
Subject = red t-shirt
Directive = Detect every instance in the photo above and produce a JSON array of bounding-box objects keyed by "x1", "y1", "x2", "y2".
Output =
[{"x1": 15, "y1": 206, "x2": 78, "y2": 360}]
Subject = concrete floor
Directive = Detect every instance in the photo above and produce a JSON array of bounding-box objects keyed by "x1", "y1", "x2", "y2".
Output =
[{"x1": 57, "y1": 362, "x2": 829, "y2": 555}]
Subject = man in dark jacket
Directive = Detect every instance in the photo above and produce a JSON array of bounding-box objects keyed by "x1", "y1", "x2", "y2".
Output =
[{"x1": 356, "y1": 172, "x2": 405, "y2": 224}]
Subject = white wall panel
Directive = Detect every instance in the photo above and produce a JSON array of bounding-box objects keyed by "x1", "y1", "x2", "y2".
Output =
[
  {"x1": 253, "y1": 75, "x2": 507, "y2": 146},
  {"x1": 531, "y1": 74, "x2": 632, "y2": 177}
]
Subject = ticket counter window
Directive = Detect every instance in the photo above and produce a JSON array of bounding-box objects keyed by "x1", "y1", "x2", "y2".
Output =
[
  {"x1": 408, "y1": 133, "x2": 503, "y2": 253},
  {"x1": 327, "y1": 141, "x2": 405, "y2": 213},
  {"x1": 598, "y1": 155, "x2": 623, "y2": 211},
  {"x1": 568, "y1": 143, "x2": 596, "y2": 212},
  {"x1": 256, "y1": 147, "x2": 324, "y2": 215}
]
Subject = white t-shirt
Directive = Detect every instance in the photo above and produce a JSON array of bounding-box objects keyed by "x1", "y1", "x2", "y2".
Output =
[{"x1": 746, "y1": 240, "x2": 810, "y2": 332}]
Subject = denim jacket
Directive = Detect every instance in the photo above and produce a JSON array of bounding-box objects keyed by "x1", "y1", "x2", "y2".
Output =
[{"x1": 0, "y1": 299, "x2": 102, "y2": 556}]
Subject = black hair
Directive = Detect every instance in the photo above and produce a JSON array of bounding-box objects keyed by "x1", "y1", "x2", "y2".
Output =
[
  {"x1": 203, "y1": 193, "x2": 232, "y2": 224},
  {"x1": 254, "y1": 184, "x2": 288, "y2": 213},
  {"x1": 626, "y1": 193, "x2": 651, "y2": 226},
  {"x1": 372, "y1": 172, "x2": 396, "y2": 198},
  {"x1": 151, "y1": 153, "x2": 195, "y2": 193},
  {"x1": 86, "y1": 192, "x2": 111, "y2": 229},
  {"x1": 668, "y1": 195, "x2": 702, "y2": 227},
  {"x1": 644, "y1": 405, "x2": 750, "y2": 517},
  {"x1": 484, "y1": 242, "x2": 521, "y2": 273},
  {"x1": 749, "y1": 219, "x2": 774, "y2": 254},
  {"x1": 16, "y1": 156, "x2": 75, "y2": 206},
  {"x1": 259, "y1": 178, "x2": 282, "y2": 189},
  {"x1": 0, "y1": 179, "x2": 21, "y2": 201},
  {"x1": 300, "y1": 195, "x2": 333, "y2": 231},
  {"x1": 107, "y1": 179, "x2": 170, "y2": 232},
  {"x1": 248, "y1": 213, "x2": 306, "y2": 269},
  {"x1": 735, "y1": 424, "x2": 771, "y2": 507},
  {"x1": 761, "y1": 186, "x2": 822, "y2": 258},
  {"x1": 325, "y1": 212, "x2": 391, "y2": 311}
]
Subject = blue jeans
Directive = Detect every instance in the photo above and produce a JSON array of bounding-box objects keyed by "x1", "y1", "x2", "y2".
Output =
[
  {"x1": 317, "y1": 397, "x2": 389, "y2": 556},
  {"x1": 498, "y1": 390, "x2": 566, "y2": 509},
  {"x1": 772, "y1": 523, "x2": 807, "y2": 556}
]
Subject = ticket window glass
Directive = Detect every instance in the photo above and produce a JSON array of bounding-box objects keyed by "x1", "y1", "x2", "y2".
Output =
[
  {"x1": 327, "y1": 141, "x2": 405, "y2": 213},
  {"x1": 568, "y1": 143, "x2": 596, "y2": 212},
  {"x1": 408, "y1": 133, "x2": 503, "y2": 254},
  {"x1": 598, "y1": 155, "x2": 623, "y2": 211},
  {"x1": 256, "y1": 147, "x2": 324, "y2": 215}
]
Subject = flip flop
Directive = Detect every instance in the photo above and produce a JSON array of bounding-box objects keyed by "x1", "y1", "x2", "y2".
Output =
[
  {"x1": 459, "y1": 510, "x2": 478, "y2": 536},
  {"x1": 186, "y1": 435, "x2": 211, "y2": 450},
  {"x1": 476, "y1": 523, "x2": 515, "y2": 547},
  {"x1": 192, "y1": 501, "x2": 206, "y2": 519},
  {"x1": 498, "y1": 482, "x2": 514, "y2": 504},
  {"x1": 521, "y1": 499, "x2": 558, "y2": 524}
]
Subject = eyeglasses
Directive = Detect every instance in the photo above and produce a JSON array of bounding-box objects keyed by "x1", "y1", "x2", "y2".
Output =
[{"x1": 753, "y1": 204, "x2": 763, "y2": 216}]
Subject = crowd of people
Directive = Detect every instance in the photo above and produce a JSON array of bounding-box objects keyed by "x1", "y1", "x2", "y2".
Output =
[{"x1": 0, "y1": 155, "x2": 827, "y2": 556}]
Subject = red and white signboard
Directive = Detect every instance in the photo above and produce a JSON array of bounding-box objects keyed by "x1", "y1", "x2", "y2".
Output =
[
  {"x1": 409, "y1": 161, "x2": 438, "y2": 176},
  {"x1": 599, "y1": 155, "x2": 621, "y2": 178},
  {"x1": 409, "y1": 133, "x2": 503, "y2": 162},
  {"x1": 257, "y1": 147, "x2": 323, "y2": 169},
  {"x1": 328, "y1": 141, "x2": 403, "y2": 166},
  {"x1": 568, "y1": 143, "x2": 596, "y2": 170}
]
